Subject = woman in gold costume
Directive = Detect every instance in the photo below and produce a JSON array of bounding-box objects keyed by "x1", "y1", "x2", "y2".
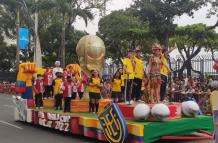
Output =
[{"x1": 147, "y1": 43, "x2": 165, "y2": 103}]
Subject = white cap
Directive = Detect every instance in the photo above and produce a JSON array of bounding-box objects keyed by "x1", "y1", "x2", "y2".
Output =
[{"x1": 55, "y1": 61, "x2": 60, "y2": 65}]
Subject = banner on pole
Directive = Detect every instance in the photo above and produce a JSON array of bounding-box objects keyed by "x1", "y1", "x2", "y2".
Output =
[{"x1": 19, "y1": 27, "x2": 30, "y2": 50}]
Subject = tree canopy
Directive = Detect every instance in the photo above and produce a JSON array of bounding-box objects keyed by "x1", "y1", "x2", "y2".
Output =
[
  {"x1": 170, "y1": 23, "x2": 218, "y2": 77},
  {"x1": 131, "y1": 0, "x2": 208, "y2": 48},
  {"x1": 0, "y1": 0, "x2": 109, "y2": 69},
  {"x1": 98, "y1": 10, "x2": 154, "y2": 64}
]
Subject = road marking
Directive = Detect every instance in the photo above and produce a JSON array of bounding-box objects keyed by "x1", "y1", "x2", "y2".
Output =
[
  {"x1": 0, "y1": 120, "x2": 23, "y2": 130},
  {"x1": 2, "y1": 105, "x2": 14, "y2": 108}
]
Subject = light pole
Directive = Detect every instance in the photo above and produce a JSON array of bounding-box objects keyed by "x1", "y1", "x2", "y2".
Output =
[
  {"x1": 16, "y1": 7, "x2": 20, "y2": 71},
  {"x1": 33, "y1": 0, "x2": 42, "y2": 68}
]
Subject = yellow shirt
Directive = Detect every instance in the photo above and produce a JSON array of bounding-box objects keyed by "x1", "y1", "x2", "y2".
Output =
[
  {"x1": 121, "y1": 75, "x2": 125, "y2": 87},
  {"x1": 89, "y1": 77, "x2": 101, "y2": 93},
  {"x1": 134, "y1": 57, "x2": 144, "y2": 79},
  {"x1": 122, "y1": 57, "x2": 134, "y2": 79},
  {"x1": 53, "y1": 78, "x2": 63, "y2": 95},
  {"x1": 112, "y1": 79, "x2": 122, "y2": 92},
  {"x1": 160, "y1": 54, "x2": 169, "y2": 76}
]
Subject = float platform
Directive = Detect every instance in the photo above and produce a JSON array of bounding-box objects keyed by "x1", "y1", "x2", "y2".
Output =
[
  {"x1": 25, "y1": 108, "x2": 214, "y2": 143},
  {"x1": 21, "y1": 99, "x2": 214, "y2": 143}
]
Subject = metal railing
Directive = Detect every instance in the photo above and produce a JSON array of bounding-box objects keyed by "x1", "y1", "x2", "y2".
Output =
[
  {"x1": 170, "y1": 54, "x2": 218, "y2": 77},
  {"x1": 102, "y1": 54, "x2": 218, "y2": 78}
]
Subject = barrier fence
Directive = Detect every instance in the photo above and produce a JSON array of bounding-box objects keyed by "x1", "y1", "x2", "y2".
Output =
[
  {"x1": 0, "y1": 54, "x2": 217, "y2": 81},
  {"x1": 102, "y1": 54, "x2": 218, "y2": 79}
]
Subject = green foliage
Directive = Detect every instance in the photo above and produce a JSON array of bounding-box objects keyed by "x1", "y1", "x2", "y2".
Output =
[
  {"x1": 170, "y1": 24, "x2": 218, "y2": 49},
  {"x1": 39, "y1": 20, "x2": 87, "y2": 67},
  {"x1": 0, "y1": 0, "x2": 108, "y2": 69},
  {"x1": 98, "y1": 10, "x2": 154, "y2": 63},
  {"x1": 132, "y1": 0, "x2": 208, "y2": 47},
  {"x1": 169, "y1": 24, "x2": 218, "y2": 76},
  {"x1": 0, "y1": 35, "x2": 16, "y2": 71}
]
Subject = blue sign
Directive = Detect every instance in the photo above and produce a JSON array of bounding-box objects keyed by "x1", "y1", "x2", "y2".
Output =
[
  {"x1": 19, "y1": 27, "x2": 30, "y2": 50},
  {"x1": 98, "y1": 103, "x2": 128, "y2": 143}
]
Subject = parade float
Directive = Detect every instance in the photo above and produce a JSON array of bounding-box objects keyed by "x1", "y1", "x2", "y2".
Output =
[{"x1": 14, "y1": 35, "x2": 215, "y2": 143}]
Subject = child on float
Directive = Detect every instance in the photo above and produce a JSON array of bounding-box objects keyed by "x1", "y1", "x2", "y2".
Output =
[
  {"x1": 71, "y1": 74, "x2": 80, "y2": 99},
  {"x1": 77, "y1": 80, "x2": 84, "y2": 100},
  {"x1": 111, "y1": 71, "x2": 122, "y2": 103},
  {"x1": 33, "y1": 74, "x2": 44, "y2": 109},
  {"x1": 52, "y1": 72, "x2": 63, "y2": 110},
  {"x1": 61, "y1": 76, "x2": 73, "y2": 113},
  {"x1": 43, "y1": 67, "x2": 53, "y2": 98},
  {"x1": 88, "y1": 70, "x2": 103, "y2": 114},
  {"x1": 118, "y1": 68, "x2": 125, "y2": 102},
  {"x1": 101, "y1": 79, "x2": 111, "y2": 99},
  {"x1": 76, "y1": 72, "x2": 86, "y2": 99}
]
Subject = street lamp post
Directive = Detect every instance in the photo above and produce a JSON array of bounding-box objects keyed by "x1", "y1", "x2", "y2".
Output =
[
  {"x1": 16, "y1": 8, "x2": 20, "y2": 71},
  {"x1": 33, "y1": 0, "x2": 42, "y2": 68}
]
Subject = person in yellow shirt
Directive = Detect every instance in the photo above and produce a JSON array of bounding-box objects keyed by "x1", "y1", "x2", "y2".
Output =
[
  {"x1": 88, "y1": 70, "x2": 103, "y2": 113},
  {"x1": 132, "y1": 47, "x2": 145, "y2": 101},
  {"x1": 119, "y1": 68, "x2": 125, "y2": 102},
  {"x1": 160, "y1": 46, "x2": 175, "y2": 101},
  {"x1": 111, "y1": 71, "x2": 122, "y2": 103},
  {"x1": 122, "y1": 49, "x2": 135, "y2": 103},
  {"x1": 52, "y1": 72, "x2": 63, "y2": 110}
]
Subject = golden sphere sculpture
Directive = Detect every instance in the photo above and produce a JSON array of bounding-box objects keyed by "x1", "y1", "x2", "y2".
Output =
[{"x1": 76, "y1": 35, "x2": 106, "y2": 77}]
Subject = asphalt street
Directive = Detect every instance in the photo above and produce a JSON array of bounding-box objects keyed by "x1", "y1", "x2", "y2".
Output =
[{"x1": 0, "y1": 93, "x2": 98, "y2": 143}]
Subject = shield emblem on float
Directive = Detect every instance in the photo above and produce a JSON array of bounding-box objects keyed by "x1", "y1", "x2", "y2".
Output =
[{"x1": 98, "y1": 103, "x2": 128, "y2": 143}]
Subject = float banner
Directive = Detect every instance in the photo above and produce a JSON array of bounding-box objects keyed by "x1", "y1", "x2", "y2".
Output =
[
  {"x1": 98, "y1": 103, "x2": 128, "y2": 143},
  {"x1": 18, "y1": 27, "x2": 30, "y2": 50},
  {"x1": 34, "y1": 111, "x2": 71, "y2": 132}
]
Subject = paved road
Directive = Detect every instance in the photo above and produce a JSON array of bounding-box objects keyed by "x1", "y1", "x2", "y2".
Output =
[
  {"x1": 0, "y1": 93, "x2": 98, "y2": 143},
  {"x1": 0, "y1": 93, "x2": 215, "y2": 143}
]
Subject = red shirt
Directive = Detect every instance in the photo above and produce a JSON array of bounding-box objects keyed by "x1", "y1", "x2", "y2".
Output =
[
  {"x1": 34, "y1": 79, "x2": 44, "y2": 94},
  {"x1": 63, "y1": 71, "x2": 71, "y2": 80},
  {"x1": 44, "y1": 71, "x2": 53, "y2": 86},
  {"x1": 62, "y1": 81, "x2": 73, "y2": 97}
]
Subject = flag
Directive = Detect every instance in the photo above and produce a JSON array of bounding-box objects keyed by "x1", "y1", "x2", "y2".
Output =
[{"x1": 19, "y1": 27, "x2": 30, "y2": 50}]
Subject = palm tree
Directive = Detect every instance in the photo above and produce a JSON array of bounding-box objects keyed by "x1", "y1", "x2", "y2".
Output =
[
  {"x1": 1, "y1": 0, "x2": 108, "y2": 68},
  {"x1": 52, "y1": 0, "x2": 95, "y2": 67}
]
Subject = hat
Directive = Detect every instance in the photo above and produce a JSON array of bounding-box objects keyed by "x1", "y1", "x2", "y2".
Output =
[
  {"x1": 152, "y1": 43, "x2": 162, "y2": 50},
  {"x1": 135, "y1": 46, "x2": 141, "y2": 51},
  {"x1": 55, "y1": 61, "x2": 60, "y2": 65}
]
